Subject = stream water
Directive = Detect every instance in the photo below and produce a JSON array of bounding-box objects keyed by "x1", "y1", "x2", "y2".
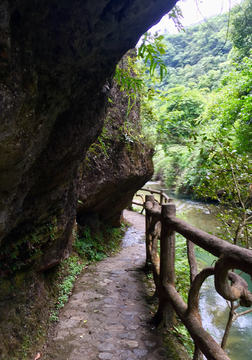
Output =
[{"x1": 135, "y1": 183, "x2": 252, "y2": 360}]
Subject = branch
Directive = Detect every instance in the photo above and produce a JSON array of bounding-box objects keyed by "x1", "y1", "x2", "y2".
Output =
[
  {"x1": 232, "y1": 307, "x2": 252, "y2": 323},
  {"x1": 224, "y1": 153, "x2": 245, "y2": 211},
  {"x1": 226, "y1": 300, "x2": 231, "y2": 310},
  {"x1": 246, "y1": 214, "x2": 252, "y2": 222},
  {"x1": 234, "y1": 302, "x2": 240, "y2": 311}
]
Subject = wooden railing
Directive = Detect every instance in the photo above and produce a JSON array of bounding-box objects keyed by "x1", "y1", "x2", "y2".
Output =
[
  {"x1": 142, "y1": 191, "x2": 252, "y2": 360},
  {"x1": 132, "y1": 187, "x2": 169, "y2": 208}
]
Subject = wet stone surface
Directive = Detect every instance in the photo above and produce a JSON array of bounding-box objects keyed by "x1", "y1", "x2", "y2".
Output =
[{"x1": 43, "y1": 217, "x2": 174, "y2": 360}]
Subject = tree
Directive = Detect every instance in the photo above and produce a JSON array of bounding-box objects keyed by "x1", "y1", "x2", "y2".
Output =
[
  {"x1": 156, "y1": 85, "x2": 204, "y2": 148},
  {"x1": 199, "y1": 55, "x2": 252, "y2": 154},
  {"x1": 157, "y1": 12, "x2": 232, "y2": 91},
  {"x1": 230, "y1": 0, "x2": 252, "y2": 60}
]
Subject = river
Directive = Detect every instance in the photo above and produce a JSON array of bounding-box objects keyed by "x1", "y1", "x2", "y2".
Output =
[{"x1": 135, "y1": 183, "x2": 252, "y2": 360}]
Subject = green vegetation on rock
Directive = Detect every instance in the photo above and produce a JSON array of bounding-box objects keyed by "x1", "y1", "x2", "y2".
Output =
[{"x1": 74, "y1": 224, "x2": 126, "y2": 262}]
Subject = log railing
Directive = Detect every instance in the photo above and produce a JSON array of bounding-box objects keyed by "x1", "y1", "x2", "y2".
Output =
[
  {"x1": 132, "y1": 187, "x2": 169, "y2": 208},
  {"x1": 143, "y1": 193, "x2": 252, "y2": 360}
]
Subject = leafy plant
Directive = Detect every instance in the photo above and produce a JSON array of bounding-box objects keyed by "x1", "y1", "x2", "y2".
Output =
[
  {"x1": 74, "y1": 236, "x2": 107, "y2": 262},
  {"x1": 74, "y1": 224, "x2": 125, "y2": 262},
  {"x1": 115, "y1": 31, "x2": 168, "y2": 97},
  {"x1": 189, "y1": 131, "x2": 252, "y2": 349},
  {"x1": 194, "y1": 133, "x2": 252, "y2": 246},
  {"x1": 156, "y1": 85, "x2": 205, "y2": 148},
  {"x1": 138, "y1": 32, "x2": 168, "y2": 81},
  {"x1": 49, "y1": 255, "x2": 84, "y2": 322},
  {"x1": 170, "y1": 324, "x2": 194, "y2": 357}
]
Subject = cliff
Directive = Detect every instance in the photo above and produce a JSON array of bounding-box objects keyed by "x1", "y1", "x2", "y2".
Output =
[
  {"x1": 77, "y1": 56, "x2": 154, "y2": 228},
  {"x1": 0, "y1": 0, "x2": 177, "y2": 356},
  {"x1": 0, "y1": 0, "x2": 176, "y2": 276}
]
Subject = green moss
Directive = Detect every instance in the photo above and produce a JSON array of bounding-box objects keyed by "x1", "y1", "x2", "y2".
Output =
[
  {"x1": 52, "y1": 255, "x2": 85, "y2": 313},
  {"x1": 0, "y1": 279, "x2": 12, "y2": 295},
  {"x1": 13, "y1": 272, "x2": 25, "y2": 288},
  {"x1": 0, "y1": 270, "x2": 53, "y2": 359},
  {"x1": 0, "y1": 219, "x2": 63, "y2": 276}
]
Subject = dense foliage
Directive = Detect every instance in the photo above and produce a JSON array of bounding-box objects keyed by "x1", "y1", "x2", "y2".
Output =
[
  {"x1": 230, "y1": 0, "x2": 252, "y2": 60},
  {"x1": 142, "y1": 1, "x2": 252, "y2": 195},
  {"x1": 157, "y1": 12, "x2": 232, "y2": 91},
  {"x1": 140, "y1": 0, "x2": 252, "y2": 249},
  {"x1": 139, "y1": 2, "x2": 252, "y2": 353}
]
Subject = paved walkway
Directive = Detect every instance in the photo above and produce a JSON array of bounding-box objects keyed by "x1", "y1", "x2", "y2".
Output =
[{"x1": 43, "y1": 211, "x2": 181, "y2": 360}]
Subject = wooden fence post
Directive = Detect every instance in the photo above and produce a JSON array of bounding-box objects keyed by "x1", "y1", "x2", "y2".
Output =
[
  {"x1": 145, "y1": 194, "x2": 155, "y2": 268},
  {"x1": 154, "y1": 203, "x2": 176, "y2": 328},
  {"x1": 160, "y1": 189, "x2": 164, "y2": 204},
  {"x1": 160, "y1": 189, "x2": 167, "y2": 204}
]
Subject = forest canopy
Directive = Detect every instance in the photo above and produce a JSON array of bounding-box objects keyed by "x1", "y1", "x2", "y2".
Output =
[{"x1": 141, "y1": 0, "x2": 252, "y2": 201}]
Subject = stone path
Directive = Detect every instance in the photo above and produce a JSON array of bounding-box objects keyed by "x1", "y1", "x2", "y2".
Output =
[{"x1": 42, "y1": 211, "x2": 177, "y2": 360}]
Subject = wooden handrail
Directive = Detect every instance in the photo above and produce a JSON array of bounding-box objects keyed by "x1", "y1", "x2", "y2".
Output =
[
  {"x1": 132, "y1": 187, "x2": 170, "y2": 208},
  {"x1": 140, "y1": 187, "x2": 170, "y2": 203},
  {"x1": 144, "y1": 194, "x2": 252, "y2": 360}
]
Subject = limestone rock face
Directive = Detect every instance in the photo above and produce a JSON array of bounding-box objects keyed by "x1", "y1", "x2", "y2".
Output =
[
  {"x1": 0, "y1": 0, "x2": 177, "y2": 356},
  {"x1": 77, "y1": 74, "x2": 154, "y2": 228},
  {"x1": 0, "y1": 0, "x2": 176, "y2": 274}
]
